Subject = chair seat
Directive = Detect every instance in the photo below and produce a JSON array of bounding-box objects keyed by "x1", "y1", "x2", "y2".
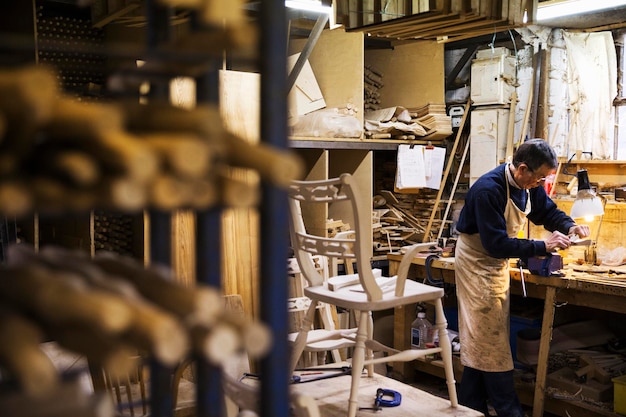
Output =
[
  {"x1": 288, "y1": 329, "x2": 356, "y2": 352},
  {"x1": 304, "y1": 277, "x2": 444, "y2": 312}
]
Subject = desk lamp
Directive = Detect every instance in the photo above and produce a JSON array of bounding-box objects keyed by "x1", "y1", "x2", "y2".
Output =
[
  {"x1": 570, "y1": 169, "x2": 605, "y2": 221},
  {"x1": 570, "y1": 169, "x2": 605, "y2": 264}
]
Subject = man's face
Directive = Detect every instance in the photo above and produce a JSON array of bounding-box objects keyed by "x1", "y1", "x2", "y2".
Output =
[{"x1": 515, "y1": 163, "x2": 553, "y2": 189}]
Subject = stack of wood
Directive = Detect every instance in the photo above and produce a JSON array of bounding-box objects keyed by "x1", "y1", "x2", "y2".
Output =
[
  {"x1": 326, "y1": 218, "x2": 351, "y2": 238},
  {"x1": 546, "y1": 349, "x2": 626, "y2": 404},
  {"x1": 343, "y1": 0, "x2": 527, "y2": 43},
  {"x1": 372, "y1": 190, "x2": 453, "y2": 252},
  {"x1": 409, "y1": 103, "x2": 453, "y2": 141},
  {"x1": 364, "y1": 64, "x2": 383, "y2": 111},
  {"x1": 0, "y1": 243, "x2": 272, "y2": 401},
  {"x1": 0, "y1": 65, "x2": 303, "y2": 216}
]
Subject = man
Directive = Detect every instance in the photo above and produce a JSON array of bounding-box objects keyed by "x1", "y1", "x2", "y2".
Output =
[{"x1": 454, "y1": 138, "x2": 590, "y2": 416}]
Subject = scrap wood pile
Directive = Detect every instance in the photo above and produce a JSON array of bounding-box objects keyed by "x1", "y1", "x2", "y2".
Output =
[
  {"x1": 372, "y1": 190, "x2": 454, "y2": 252},
  {"x1": 543, "y1": 348, "x2": 626, "y2": 408},
  {"x1": 408, "y1": 103, "x2": 453, "y2": 141}
]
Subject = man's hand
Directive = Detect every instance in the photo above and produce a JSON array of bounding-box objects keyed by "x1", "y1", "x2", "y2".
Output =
[
  {"x1": 545, "y1": 230, "x2": 572, "y2": 252},
  {"x1": 569, "y1": 224, "x2": 591, "y2": 238}
]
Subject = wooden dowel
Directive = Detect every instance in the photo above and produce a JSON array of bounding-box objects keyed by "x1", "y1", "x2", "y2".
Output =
[
  {"x1": 137, "y1": 133, "x2": 213, "y2": 179},
  {"x1": 10, "y1": 245, "x2": 189, "y2": 365},
  {"x1": 45, "y1": 97, "x2": 124, "y2": 139},
  {"x1": 122, "y1": 102, "x2": 303, "y2": 187},
  {"x1": 217, "y1": 173, "x2": 260, "y2": 208},
  {"x1": 0, "y1": 266, "x2": 134, "y2": 335},
  {"x1": 0, "y1": 65, "x2": 58, "y2": 130},
  {"x1": 0, "y1": 307, "x2": 59, "y2": 396},
  {"x1": 87, "y1": 251, "x2": 224, "y2": 326}
]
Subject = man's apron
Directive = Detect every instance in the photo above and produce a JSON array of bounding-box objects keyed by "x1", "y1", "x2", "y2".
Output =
[{"x1": 455, "y1": 167, "x2": 530, "y2": 372}]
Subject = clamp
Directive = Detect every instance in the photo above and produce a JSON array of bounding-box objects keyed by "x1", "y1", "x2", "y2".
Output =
[{"x1": 375, "y1": 388, "x2": 402, "y2": 408}]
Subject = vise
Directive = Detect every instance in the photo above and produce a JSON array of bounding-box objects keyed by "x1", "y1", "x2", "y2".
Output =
[{"x1": 523, "y1": 253, "x2": 563, "y2": 277}]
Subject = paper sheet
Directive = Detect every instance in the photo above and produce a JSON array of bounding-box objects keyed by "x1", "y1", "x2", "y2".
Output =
[
  {"x1": 395, "y1": 144, "x2": 445, "y2": 191},
  {"x1": 396, "y1": 144, "x2": 426, "y2": 190},
  {"x1": 424, "y1": 146, "x2": 446, "y2": 189}
]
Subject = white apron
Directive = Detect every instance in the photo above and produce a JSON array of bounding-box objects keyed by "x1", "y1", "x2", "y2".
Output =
[{"x1": 455, "y1": 167, "x2": 530, "y2": 372}]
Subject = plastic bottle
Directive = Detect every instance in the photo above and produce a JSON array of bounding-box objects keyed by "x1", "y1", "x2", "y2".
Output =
[{"x1": 410, "y1": 311, "x2": 433, "y2": 349}]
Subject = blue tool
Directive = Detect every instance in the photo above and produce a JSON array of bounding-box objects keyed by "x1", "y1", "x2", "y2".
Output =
[{"x1": 375, "y1": 388, "x2": 402, "y2": 407}]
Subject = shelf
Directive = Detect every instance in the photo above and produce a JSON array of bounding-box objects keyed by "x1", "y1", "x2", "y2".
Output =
[
  {"x1": 289, "y1": 137, "x2": 436, "y2": 150},
  {"x1": 516, "y1": 381, "x2": 619, "y2": 417}
]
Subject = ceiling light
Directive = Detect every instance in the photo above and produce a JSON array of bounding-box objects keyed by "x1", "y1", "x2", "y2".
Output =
[
  {"x1": 537, "y1": 0, "x2": 626, "y2": 21},
  {"x1": 285, "y1": 0, "x2": 332, "y2": 14}
]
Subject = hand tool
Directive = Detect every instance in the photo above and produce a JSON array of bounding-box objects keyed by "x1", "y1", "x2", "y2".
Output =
[{"x1": 517, "y1": 259, "x2": 527, "y2": 298}]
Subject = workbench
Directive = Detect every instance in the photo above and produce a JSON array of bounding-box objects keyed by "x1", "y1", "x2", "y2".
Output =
[
  {"x1": 387, "y1": 252, "x2": 626, "y2": 417},
  {"x1": 287, "y1": 367, "x2": 483, "y2": 417}
]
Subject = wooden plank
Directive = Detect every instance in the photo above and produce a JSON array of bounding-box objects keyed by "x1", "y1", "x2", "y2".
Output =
[
  {"x1": 219, "y1": 70, "x2": 262, "y2": 318},
  {"x1": 358, "y1": 11, "x2": 457, "y2": 34},
  {"x1": 172, "y1": 210, "x2": 195, "y2": 287},
  {"x1": 402, "y1": 16, "x2": 498, "y2": 38},
  {"x1": 381, "y1": 13, "x2": 484, "y2": 37},
  {"x1": 432, "y1": 24, "x2": 518, "y2": 43}
]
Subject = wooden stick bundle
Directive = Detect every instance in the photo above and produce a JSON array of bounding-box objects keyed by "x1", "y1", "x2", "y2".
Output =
[
  {"x1": 121, "y1": 101, "x2": 303, "y2": 187},
  {"x1": 9, "y1": 245, "x2": 190, "y2": 366},
  {"x1": 90, "y1": 250, "x2": 223, "y2": 327}
]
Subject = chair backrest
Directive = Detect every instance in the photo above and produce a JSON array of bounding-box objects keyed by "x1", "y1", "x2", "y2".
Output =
[{"x1": 288, "y1": 173, "x2": 384, "y2": 301}]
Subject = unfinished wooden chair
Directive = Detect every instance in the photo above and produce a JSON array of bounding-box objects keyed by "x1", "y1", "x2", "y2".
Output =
[
  {"x1": 287, "y1": 173, "x2": 458, "y2": 417},
  {"x1": 287, "y1": 255, "x2": 356, "y2": 367}
]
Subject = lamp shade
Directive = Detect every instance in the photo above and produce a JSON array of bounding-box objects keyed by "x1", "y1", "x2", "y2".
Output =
[{"x1": 570, "y1": 170, "x2": 605, "y2": 219}]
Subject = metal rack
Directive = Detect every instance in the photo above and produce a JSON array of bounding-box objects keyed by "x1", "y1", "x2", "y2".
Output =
[
  {"x1": 0, "y1": 1, "x2": 293, "y2": 416},
  {"x1": 143, "y1": 1, "x2": 291, "y2": 417}
]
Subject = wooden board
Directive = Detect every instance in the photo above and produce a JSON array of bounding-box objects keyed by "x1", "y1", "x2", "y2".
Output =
[
  {"x1": 219, "y1": 70, "x2": 262, "y2": 318},
  {"x1": 365, "y1": 40, "x2": 445, "y2": 110},
  {"x1": 289, "y1": 29, "x2": 365, "y2": 129}
]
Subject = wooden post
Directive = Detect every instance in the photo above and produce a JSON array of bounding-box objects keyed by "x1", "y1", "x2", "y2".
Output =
[{"x1": 532, "y1": 286, "x2": 556, "y2": 417}]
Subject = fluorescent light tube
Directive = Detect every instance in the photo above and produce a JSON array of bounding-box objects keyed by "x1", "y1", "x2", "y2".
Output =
[{"x1": 537, "y1": 0, "x2": 626, "y2": 21}]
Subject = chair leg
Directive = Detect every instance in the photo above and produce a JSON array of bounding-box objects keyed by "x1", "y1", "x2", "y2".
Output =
[
  {"x1": 290, "y1": 302, "x2": 318, "y2": 375},
  {"x1": 365, "y1": 311, "x2": 374, "y2": 377},
  {"x1": 347, "y1": 311, "x2": 368, "y2": 417},
  {"x1": 434, "y1": 299, "x2": 458, "y2": 407}
]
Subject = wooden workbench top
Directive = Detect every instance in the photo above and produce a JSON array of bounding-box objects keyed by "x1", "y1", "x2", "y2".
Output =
[{"x1": 289, "y1": 370, "x2": 483, "y2": 417}]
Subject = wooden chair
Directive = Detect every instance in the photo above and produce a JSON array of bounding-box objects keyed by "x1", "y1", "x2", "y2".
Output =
[
  {"x1": 287, "y1": 255, "x2": 356, "y2": 368},
  {"x1": 287, "y1": 173, "x2": 458, "y2": 417}
]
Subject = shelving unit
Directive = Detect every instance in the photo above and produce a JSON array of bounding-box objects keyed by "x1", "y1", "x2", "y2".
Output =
[{"x1": 288, "y1": 26, "x2": 449, "y2": 255}]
